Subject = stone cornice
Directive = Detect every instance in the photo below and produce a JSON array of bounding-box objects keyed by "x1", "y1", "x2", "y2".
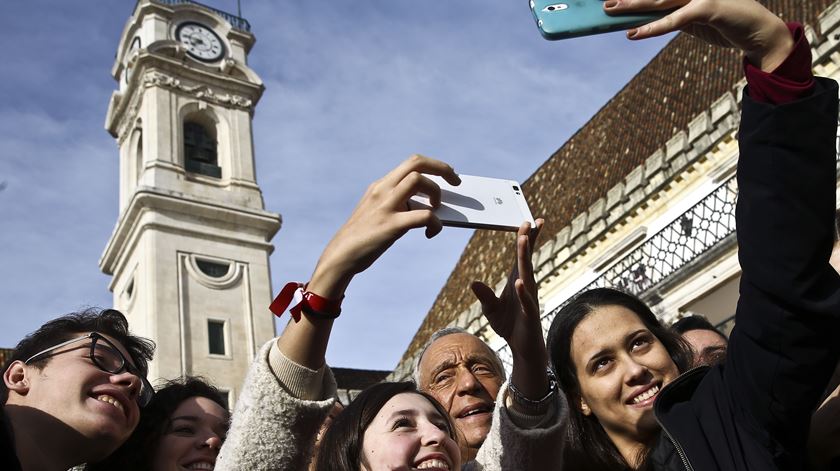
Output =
[
  {"x1": 145, "y1": 70, "x2": 255, "y2": 109},
  {"x1": 100, "y1": 187, "x2": 281, "y2": 278},
  {"x1": 107, "y1": 52, "x2": 264, "y2": 140}
]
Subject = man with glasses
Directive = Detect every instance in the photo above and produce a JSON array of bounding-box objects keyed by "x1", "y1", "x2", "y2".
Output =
[{"x1": 1, "y1": 308, "x2": 154, "y2": 470}]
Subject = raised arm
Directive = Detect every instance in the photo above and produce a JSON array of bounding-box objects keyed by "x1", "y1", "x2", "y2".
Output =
[
  {"x1": 471, "y1": 220, "x2": 550, "y2": 405},
  {"x1": 618, "y1": 0, "x2": 840, "y2": 467},
  {"x1": 277, "y1": 155, "x2": 460, "y2": 370},
  {"x1": 609, "y1": 0, "x2": 793, "y2": 72},
  {"x1": 217, "y1": 156, "x2": 459, "y2": 471},
  {"x1": 470, "y1": 219, "x2": 570, "y2": 471}
]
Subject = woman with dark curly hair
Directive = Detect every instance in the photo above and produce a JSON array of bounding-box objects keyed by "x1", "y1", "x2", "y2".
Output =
[{"x1": 87, "y1": 376, "x2": 228, "y2": 471}]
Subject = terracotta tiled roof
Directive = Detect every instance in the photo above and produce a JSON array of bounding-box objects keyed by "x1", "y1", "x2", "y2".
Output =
[
  {"x1": 399, "y1": 0, "x2": 834, "y2": 366},
  {"x1": 0, "y1": 348, "x2": 14, "y2": 368}
]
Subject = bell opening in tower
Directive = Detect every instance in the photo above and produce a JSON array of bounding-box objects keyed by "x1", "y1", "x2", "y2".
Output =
[{"x1": 184, "y1": 120, "x2": 221, "y2": 178}]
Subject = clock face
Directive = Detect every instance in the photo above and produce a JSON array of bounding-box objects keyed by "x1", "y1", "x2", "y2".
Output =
[{"x1": 176, "y1": 22, "x2": 224, "y2": 62}]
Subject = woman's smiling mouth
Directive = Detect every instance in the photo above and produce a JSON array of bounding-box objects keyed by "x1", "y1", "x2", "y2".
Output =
[{"x1": 627, "y1": 383, "x2": 661, "y2": 407}]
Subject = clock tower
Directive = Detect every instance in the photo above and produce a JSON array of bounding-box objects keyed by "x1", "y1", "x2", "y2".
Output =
[{"x1": 100, "y1": 0, "x2": 280, "y2": 404}]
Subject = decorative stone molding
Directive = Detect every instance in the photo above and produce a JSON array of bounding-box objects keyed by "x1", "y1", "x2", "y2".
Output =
[
  {"x1": 665, "y1": 130, "x2": 688, "y2": 163},
  {"x1": 185, "y1": 254, "x2": 242, "y2": 289},
  {"x1": 644, "y1": 150, "x2": 664, "y2": 180},
  {"x1": 220, "y1": 58, "x2": 236, "y2": 74},
  {"x1": 116, "y1": 90, "x2": 146, "y2": 145},
  {"x1": 147, "y1": 40, "x2": 188, "y2": 60},
  {"x1": 144, "y1": 71, "x2": 253, "y2": 110}
]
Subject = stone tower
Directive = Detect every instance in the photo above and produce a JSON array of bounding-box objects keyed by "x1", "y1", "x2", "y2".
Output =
[{"x1": 100, "y1": 0, "x2": 280, "y2": 405}]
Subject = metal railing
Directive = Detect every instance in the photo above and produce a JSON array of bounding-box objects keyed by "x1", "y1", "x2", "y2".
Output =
[
  {"x1": 494, "y1": 175, "x2": 740, "y2": 369},
  {"x1": 491, "y1": 110, "x2": 840, "y2": 371},
  {"x1": 152, "y1": 0, "x2": 251, "y2": 32},
  {"x1": 578, "y1": 177, "x2": 738, "y2": 300}
]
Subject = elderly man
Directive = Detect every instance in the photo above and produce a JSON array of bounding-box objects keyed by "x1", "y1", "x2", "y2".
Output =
[
  {"x1": 414, "y1": 221, "x2": 567, "y2": 467},
  {"x1": 217, "y1": 158, "x2": 568, "y2": 470}
]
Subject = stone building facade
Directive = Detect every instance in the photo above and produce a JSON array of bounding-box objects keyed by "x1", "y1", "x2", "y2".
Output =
[{"x1": 393, "y1": 0, "x2": 840, "y2": 379}]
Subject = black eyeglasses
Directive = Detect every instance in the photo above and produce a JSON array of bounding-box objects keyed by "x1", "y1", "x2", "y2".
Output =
[{"x1": 24, "y1": 332, "x2": 155, "y2": 407}]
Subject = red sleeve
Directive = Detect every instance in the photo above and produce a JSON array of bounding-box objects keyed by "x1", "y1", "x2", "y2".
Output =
[{"x1": 744, "y1": 23, "x2": 815, "y2": 105}]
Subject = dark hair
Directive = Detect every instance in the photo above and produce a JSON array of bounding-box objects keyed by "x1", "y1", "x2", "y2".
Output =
[
  {"x1": 1, "y1": 308, "x2": 155, "y2": 404},
  {"x1": 86, "y1": 376, "x2": 229, "y2": 471},
  {"x1": 670, "y1": 314, "x2": 727, "y2": 340},
  {"x1": 316, "y1": 381, "x2": 456, "y2": 471},
  {"x1": 546, "y1": 288, "x2": 693, "y2": 470}
]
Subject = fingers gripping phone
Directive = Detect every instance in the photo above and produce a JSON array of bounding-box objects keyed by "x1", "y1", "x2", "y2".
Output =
[
  {"x1": 530, "y1": 0, "x2": 667, "y2": 40},
  {"x1": 408, "y1": 174, "x2": 536, "y2": 231}
]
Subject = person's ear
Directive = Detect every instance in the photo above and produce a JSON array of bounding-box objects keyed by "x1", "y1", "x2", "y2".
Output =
[
  {"x1": 579, "y1": 396, "x2": 591, "y2": 416},
  {"x1": 4, "y1": 361, "x2": 31, "y2": 396}
]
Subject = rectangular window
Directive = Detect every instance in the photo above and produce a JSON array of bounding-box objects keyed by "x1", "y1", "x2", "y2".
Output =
[{"x1": 208, "y1": 320, "x2": 226, "y2": 355}]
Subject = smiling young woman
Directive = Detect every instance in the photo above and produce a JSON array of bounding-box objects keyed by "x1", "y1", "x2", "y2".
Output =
[
  {"x1": 316, "y1": 382, "x2": 461, "y2": 471},
  {"x1": 547, "y1": 289, "x2": 692, "y2": 468},
  {"x1": 86, "y1": 376, "x2": 229, "y2": 471},
  {"x1": 543, "y1": 0, "x2": 840, "y2": 467}
]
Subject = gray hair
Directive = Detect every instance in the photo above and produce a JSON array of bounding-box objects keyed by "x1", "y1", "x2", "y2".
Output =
[{"x1": 412, "y1": 327, "x2": 507, "y2": 387}]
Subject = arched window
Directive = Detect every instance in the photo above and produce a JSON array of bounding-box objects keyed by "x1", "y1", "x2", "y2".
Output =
[
  {"x1": 196, "y1": 259, "x2": 230, "y2": 278},
  {"x1": 184, "y1": 120, "x2": 221, "y2": 178},
  {"x1": 135, "y1": 129, "x2": 143, "y2": 183}
]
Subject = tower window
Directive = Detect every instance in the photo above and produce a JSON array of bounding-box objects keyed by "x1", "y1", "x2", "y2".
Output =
[
  {"x1": 196, "y1": 259, "x2": 230, "y2": 278},
  {"x1": 125, "y1": 278, "x2": 135, "y2": 300},
  {"x1": 208, "y1": 320, "x2": 226, "y2": 355},
  {"x1": 135, "y1": 129, "x2": 143, "y2": 183},
  {"x1": 184, "y1": 121, "x2": 221, "y2": 178}
]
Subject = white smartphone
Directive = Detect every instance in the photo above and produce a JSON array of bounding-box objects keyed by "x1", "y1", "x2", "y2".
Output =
[{"x1": 408, "y1": 174, "x2": 536, "y2": 231}]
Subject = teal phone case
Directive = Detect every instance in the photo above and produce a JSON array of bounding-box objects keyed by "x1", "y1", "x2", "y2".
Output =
[{"x1": 530, "y1": 0, "x2": 665, "y2": 40}]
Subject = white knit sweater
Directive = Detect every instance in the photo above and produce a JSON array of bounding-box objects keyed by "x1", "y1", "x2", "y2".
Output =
[{"x1": 216, "y1": 340, "x2": 567, "y2": 470}]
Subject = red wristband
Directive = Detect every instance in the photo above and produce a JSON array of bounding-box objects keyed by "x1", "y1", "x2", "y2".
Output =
[{"x1": 269, "y1": 282, "x2": 343, "y2": 322}]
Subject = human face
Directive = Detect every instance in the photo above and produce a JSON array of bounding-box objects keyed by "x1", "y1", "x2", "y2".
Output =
[
  {"x1": 681, "y1": 329, "x2": 727, "y2": 367},
  {"x1": 361, "y1": 392, "x2": 460, "y2": 471},
  {"x1": 417, "y1": 333, "x2": 502, "y2": 451},
  {"x1": 570, "y1": 306, "x2": 679, "y2": 447},
  {"x1": 151, "y1": 396, "x2": 229, "y2": 471},
  {"x1": 25, "y1": 332, "x2": 154, "y2": 406},
  {"x1": 15, "y1": 332, "x2": 143, "y2": 457}
]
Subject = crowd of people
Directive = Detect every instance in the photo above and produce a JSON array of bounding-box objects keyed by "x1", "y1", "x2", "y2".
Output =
[{"x1": 3, "y1": 0, "x2": 840, "y2": 469}]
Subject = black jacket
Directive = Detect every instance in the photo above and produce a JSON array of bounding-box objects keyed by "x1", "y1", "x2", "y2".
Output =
[
  {"x1": 650, "y1": 78, "x2": 840, "y2": 471},
  {"x1": 0, "y1": 407, "x2": 22, "y2": 471}
]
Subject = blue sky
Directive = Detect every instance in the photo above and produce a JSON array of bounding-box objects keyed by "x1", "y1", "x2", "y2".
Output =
[{"x1": 0, "y1": 1, "x2": 671, "y2": 370}]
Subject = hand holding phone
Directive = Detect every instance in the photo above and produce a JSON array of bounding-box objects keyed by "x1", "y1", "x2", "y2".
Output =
[
  {"x1": 530, "y1": 0, "x2": 667, "y2": 40},
  {"x1": 408, "y1": 174, "x2": 536, "y2": 232}
]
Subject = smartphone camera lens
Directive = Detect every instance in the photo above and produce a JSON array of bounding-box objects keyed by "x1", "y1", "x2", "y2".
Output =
[
  {"x1": 543, "y1": 3, "x2": 568, "y2": 12},
  {"x1": 512, "y1": 185, "x2": 520, "y2": 191}
]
